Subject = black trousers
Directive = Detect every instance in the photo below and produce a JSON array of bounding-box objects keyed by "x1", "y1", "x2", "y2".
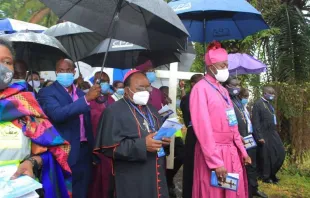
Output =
[
  {"x1": 182, "y1": 127, "x2": 197, "y2": 198},
  {"x1": 166, "y1": 137, "x2": 184, "y2": 187},
  {"x1": 246, "y1": 148, "x2": 258, "y2": 198}
]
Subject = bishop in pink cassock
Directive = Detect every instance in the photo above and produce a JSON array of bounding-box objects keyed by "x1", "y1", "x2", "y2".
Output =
[{"x1": 190, "y1": 41, "x2": 250, "y2": 198}]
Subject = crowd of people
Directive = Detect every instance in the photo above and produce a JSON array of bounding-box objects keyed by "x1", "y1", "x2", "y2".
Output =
[{"x1": 0, "y1": 37, "x2": 285, "y2": 198}]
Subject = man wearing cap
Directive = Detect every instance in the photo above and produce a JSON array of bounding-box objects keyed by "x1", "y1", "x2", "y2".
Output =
[
  {"x1": 95, "y1": 70, "x2": 171, "y2": 198},
  {"x1": 190, "y1": 41, "x2": 251, "y2": 198}
]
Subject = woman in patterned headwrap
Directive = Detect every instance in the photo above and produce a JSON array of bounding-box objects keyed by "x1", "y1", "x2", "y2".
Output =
[{"x1": 0, "y1": 38, "x2": 72, "y2": 198}]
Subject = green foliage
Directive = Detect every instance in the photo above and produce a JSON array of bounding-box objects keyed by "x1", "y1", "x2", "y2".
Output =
[
  {"x1": 259, "y1": 170, "x2": 310, "y2": 197},
  {"x1": 0, "y1": 0, "x2": 58, "y2": 27},
  {"x1": 191, "y1": 43, "x2": 205, "y2": 73}
]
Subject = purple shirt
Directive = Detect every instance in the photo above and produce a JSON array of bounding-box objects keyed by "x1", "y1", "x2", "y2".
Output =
[
  {"x1": 65, "y1": 85, "x2": 88, "y2": 141},
  {"x1": 148, "y1": 86, "x2": 166, "y2": 111}
]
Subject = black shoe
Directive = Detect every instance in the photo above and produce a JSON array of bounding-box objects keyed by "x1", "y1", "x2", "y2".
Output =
[
  {"x1": 271, "y1": 176, "x2": 280, "y2": 183},
  {"x1": 168, "y1": 187, "x2": 177, "y2": 198},
  {"x1": 262, "y1": 178, "x2": 273, "y2": 184},
  {"x1": 253, "y1": 190, "x2": 268, "y2": 198}
]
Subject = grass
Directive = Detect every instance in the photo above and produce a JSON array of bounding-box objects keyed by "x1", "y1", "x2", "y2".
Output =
[
  {"x1": 259, "y1": 171, "x2": 310, "y2": 198},
  {"x1": 259, "y1": 155, "x2": 310, "y2": 198}
]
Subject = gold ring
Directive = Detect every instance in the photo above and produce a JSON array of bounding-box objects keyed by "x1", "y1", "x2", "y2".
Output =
[{"x1": 157, "y1": 148, "x2": 160, "y2": 152}]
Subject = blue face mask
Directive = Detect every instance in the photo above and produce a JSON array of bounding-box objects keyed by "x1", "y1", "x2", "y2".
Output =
[
  {"x1": 146, "y1": 72, "x2": 157, "y2": 83},
  {"x1": 241, "y1": 98, "x2": 248, "y2": 106},
  {"x1": 116, "y1": 88, "x2": 124, "y2": 96},
  {"x1": 100, "y1": 82, "x2": 110, "y2": 94},
  {"x1": 264, "y1": 93, "x2": 275, "y2": 101},
  {"x1": 56, "y1": 73, "x2": 74, "y2": 87}
]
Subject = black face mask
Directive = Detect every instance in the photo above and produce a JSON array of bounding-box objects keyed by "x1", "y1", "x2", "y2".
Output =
[
  {"x1": 227, "y1": 87, "x2": 240, "y2": 96},
  {"x1": 0, "y1": 63, "x2": 13, "y2": 90}
]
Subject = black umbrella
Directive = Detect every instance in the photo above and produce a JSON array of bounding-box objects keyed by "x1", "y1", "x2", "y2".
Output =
[
  {"x1": 43, "y1": 21, "x2": 103, "y2": 74},
  {"x1": 0, "y1": 32, "x2": 70, "y2": 71},
  {"x1": 39, "y1": 0, "x2": 189, "y2": 51},
  {"x1": 80, "y1": 38, "x2": 181, "y2": 69}
]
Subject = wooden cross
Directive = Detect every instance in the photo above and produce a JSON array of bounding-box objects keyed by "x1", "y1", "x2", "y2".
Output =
[{"x1": 156, "y1": 62, "x2": 202, "y2": 169}]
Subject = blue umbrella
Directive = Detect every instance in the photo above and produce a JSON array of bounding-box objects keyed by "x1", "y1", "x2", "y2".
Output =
[
  {"x1": 0, "y1": 18, "x2": 47, "y2": 34},
  {"x1": 168, "y1": 0, "x2": 269, "y2": 43}
]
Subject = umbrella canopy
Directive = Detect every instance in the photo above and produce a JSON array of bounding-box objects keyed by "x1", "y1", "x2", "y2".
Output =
[
  {"x1": 80, "y1": 38, "x2": 180, "y2": 69},
  {"x1": 228, "y1": 53, "x2": 267, "y2": 75},
  {"x1": 156, "y1": 42, "x2": 196, "y2": 72},
  {"x1": 0, "y1": 18, "x2": 47, "y2": 34},
  {"x1": 43, "y1": 21, "x2": 103, "y2": 61},
  {"x1": 39, "y1": 0, "x2": 189, "y2": 51},
  {"x1": 168, "y1": 0, "x2": 269, "y2": 43},
  {"x1": 0, "y1": 32, "x2": 70, "y2": 71}
]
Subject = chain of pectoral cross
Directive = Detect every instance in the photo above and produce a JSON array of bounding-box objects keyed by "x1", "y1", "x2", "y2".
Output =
[
  {"x1": 123, "y1": 98, "x2": 154, "y2": 133},
  {"x1": 262, "y1": 100, "x2": 275, "y2": 116},
  {"x1": 232, "y1": 100, "x2": 246, "y2": 124}
]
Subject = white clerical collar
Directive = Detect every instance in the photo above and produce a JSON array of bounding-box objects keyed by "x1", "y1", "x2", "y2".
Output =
[{"x1": 261, "y1": 97, "x2": 269, "y2": 103}]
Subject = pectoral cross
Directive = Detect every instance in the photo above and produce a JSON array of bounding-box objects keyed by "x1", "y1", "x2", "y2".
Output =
[{"x1": 143, "y1": 120, "x2": 150, "y2": 132}]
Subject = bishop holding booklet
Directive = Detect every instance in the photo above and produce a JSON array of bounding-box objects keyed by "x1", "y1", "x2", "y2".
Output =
[{"x1": 94, "y1": 70, "x2": 171, "y2": 198}]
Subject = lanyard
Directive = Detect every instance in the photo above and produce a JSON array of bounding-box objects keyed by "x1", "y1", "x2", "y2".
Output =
[
  {"x1": 129, "y1": 101, "x2": 156, "y2": 132},
  {"x1": 261, "y1": 98, "x2": 275, "y2": 114},
  {"x1": 204, "y1": 78, "x2": 230, "y2": 105},
  {"x1": 232, "y1": 100, "x2": 246, "y2": 123}
]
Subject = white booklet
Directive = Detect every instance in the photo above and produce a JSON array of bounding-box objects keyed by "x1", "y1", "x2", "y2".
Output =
[
  {"x1": 243, "y1": 134, "x2": 257, "y2": 150},
  {"x1": 210, "y1": 171, "x2": 239, "y2": 192},
  {"x1": 0, "y1": 164, "x2": 42, "y2": 198},
  {"x1": 158, "y1": 105, "x2": 174, "y2": 118}
]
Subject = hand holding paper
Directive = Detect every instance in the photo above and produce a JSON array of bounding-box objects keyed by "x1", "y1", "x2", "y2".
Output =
[
  {"x1": 0, "y1": 164, "x2": 42, "y2": 198},
  {"x1": 210, "y1": 171, "x2": 239, "y2": 192},
  {"x1": 153, "y1": 118, "x2": 183, "y2": 140}
]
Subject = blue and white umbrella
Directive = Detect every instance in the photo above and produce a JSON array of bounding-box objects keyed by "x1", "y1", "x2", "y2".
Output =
[
  {"x1": 0, "y1": 18, "x2": 47, "y2": 34},
  {"x1": 168, "y1": 0, "x2": 269, "y2": 43}
]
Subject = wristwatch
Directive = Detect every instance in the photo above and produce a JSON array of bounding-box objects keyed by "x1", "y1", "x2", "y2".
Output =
[{"x1": 22, "y1": 156, "x2": 41, "y2": 170}]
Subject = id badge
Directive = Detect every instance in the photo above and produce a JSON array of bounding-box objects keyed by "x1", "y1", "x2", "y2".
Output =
[
  {"x1": 248, "y1": 123, "x2": 253, "y2": 134},
  {"x1": 274, "y1": 115, "x2": 277, "y2": 125},
  {"x1": 226, "y1": 108, "x2": 238, "y2": 126},
  {"x1": 157, "y1": 147, "x2": 165, "y2": 157}
]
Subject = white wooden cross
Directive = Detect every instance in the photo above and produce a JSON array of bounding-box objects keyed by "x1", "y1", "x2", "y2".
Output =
[{"x1": 156, "y1": 62, "x2": 202, "y2": 169}]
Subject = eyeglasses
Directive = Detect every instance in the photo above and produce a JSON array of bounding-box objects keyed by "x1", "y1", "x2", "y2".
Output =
[{"x1": 136, "y1": 86, "x2": 152, "y2": 92}]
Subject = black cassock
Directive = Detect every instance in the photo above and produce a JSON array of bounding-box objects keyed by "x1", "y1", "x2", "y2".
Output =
[
  {"x1": 231, "y1": 96, "x2": 258, "y2": 197},
  {"x1": 95, "y1": 98, "x2": 169, "y2": 198},
  {"x1": 180, "y1": 93, "x2": 197, "y2": 198},
  {"x1": 252, "y1": 98, "x2": 285, "y2": 180}
]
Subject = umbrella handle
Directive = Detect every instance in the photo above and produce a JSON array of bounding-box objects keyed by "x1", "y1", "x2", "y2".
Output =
[
  {"x1": 71, "y1": 36, "x2": 82, "y2": 76},
  {"x1": 98, "y1": 0, "x2": 124, "y2": 79}
]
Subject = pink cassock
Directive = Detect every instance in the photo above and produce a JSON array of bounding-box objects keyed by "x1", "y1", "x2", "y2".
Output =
[{"x1": 190, "y1": 74, "x2": 248, "y2": 198}]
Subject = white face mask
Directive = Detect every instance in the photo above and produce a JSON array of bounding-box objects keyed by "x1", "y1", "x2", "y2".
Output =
[
  {"x1": 211, "y1": 65, "x2": 229, "y2": 82},
  {"x1": 28, "y1": 80, "x2": 40, "y2": 89},
  {"x1": 130, "y1": 89, "x2": 150, "y2": 105}
]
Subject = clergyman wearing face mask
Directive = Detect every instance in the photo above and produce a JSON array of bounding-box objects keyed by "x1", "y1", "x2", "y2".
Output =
[
  {"x1": 136, "y1": 60, "x2": 167, "y2": 111},
  {"x1": 189, "y1": 41, "x2": 251, "y2": 198}
]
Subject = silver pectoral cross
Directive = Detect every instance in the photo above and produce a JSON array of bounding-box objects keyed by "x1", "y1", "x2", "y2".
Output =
[{"x1": 143, "y1": 120, "x2": 150, "y2": 132}]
